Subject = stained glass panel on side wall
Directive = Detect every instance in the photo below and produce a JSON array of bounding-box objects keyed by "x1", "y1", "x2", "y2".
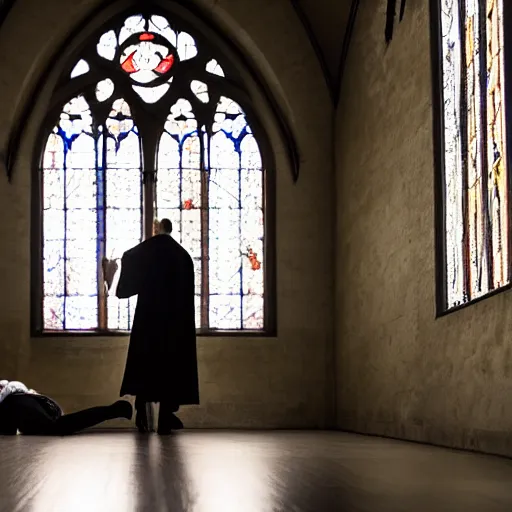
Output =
[
  {"x1": 439, "y1": 0, "x2": 510, "y2": 310},
  {"x1": 465, "y1": 0, "x2": 488, "y2": 299},
  {"x1": 487, "y1": 0, "x2": 509, "y2": 289},
  {"x1": 440, "y1": 0, "x2": 467, "y2": 308}
]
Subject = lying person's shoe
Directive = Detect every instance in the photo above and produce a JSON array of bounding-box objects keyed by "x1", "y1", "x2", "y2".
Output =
[{"x1": 112, "y1": 400, "x2": 133, "y2": 420}]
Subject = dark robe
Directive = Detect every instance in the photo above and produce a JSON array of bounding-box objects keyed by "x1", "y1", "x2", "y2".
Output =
[{"x1": 116, "y1": 234, "x2": 199, "y2": 405}]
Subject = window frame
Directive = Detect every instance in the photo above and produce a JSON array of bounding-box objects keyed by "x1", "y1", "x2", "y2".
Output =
[
  {"x1": 30, "y1": 6, "x2": 277, "y2": 337},
  {"x1": 431, "y1": 0, "x2": 512, "y2": 316}
]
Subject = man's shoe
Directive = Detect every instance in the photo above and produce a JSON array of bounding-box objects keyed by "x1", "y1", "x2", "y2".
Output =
[
  {"x1": 157, "y1": 413, "x2": 183, "y2": 435},
  {"x1": 135, "y1": 410, "x2": 149, "y2": 433}
]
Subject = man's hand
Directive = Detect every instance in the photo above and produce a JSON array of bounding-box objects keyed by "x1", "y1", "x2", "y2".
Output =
[{"x1": 102, "y1": 257, "x2": 119, "y2": 291}]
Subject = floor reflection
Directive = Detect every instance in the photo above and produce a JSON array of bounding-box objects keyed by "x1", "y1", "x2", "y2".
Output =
[
  {"x1": 1, "y1": 431, "x2": 512, "y2": 512},
  {"x1": 133, "y1": 434, "x2": 197, "y2": 511},
  {"x1": 11, "y1": 433, "x2": 137, "y2": 512},
  {"x1": 177, "y1": 433, "x2": 276, "y2": 512}
]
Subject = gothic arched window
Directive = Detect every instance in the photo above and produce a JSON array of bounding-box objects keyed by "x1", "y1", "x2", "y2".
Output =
[{"x1": 36, "y1": 11, "x2": 272, "y2": 334}]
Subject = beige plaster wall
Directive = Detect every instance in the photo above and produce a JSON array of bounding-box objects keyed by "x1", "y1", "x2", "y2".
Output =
[
  {"x1": 335, "y1": 0, "x2": 512, "y2": 456},
  {"x1": 0, "y1": 0, "x2": 335, "y2": 428}
]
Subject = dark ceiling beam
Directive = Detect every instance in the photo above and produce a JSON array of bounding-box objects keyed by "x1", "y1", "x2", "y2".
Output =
[
  {"x1": 0, "y1": 0, "x2": 15, "y2": 28},
  {"x1": 291, "y1": 0, "x2": 361, "y2": 107},
  {"x1": 290, "y1": 0, "x2": 336, "y2": 103},
  {"x1": 335, "y1": 0, "x2": 360, "y2": 105},
  {"x1": 0, "y1": 0, "x2": 16, "y2": 180}
]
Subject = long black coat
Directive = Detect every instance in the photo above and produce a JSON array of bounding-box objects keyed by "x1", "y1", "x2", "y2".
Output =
[{"x1": 116, "y1": 234, "x2": 199, "y2": 405}]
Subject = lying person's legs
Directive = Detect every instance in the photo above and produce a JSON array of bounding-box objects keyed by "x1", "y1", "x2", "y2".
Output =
[
  {"x1": 2, "y1": 395, "x2": 132, "y2": 435},
  {"x1": 53, "y1": 400, "x2": 132, "y2": 435}
]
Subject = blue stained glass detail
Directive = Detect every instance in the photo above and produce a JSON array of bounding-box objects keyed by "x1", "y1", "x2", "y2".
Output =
[{"x1": 42, "y1": 96, "x2": 143, "y2": 331}]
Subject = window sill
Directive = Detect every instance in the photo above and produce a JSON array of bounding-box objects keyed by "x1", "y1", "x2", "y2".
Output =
[
  {"x1": 33, "y1": 329, "x2": 277, "y2": 338},
  {"x1": 436, "y1": 282, "x2": 512, "y2": 318}
]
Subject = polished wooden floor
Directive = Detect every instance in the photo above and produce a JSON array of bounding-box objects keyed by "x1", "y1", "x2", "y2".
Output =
[{"x1": 1, "y1": 430, "x2": 512, "y2": 511}]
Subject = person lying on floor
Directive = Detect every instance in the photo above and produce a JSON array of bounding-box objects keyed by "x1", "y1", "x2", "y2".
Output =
[{"x1": 0, "y1": 379, "x2": 132, "y2": 436}]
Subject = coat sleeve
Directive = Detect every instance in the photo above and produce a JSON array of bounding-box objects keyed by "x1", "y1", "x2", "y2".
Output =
[{"x1": 116, "y1": 246, "x2": 144, "y2": 299}]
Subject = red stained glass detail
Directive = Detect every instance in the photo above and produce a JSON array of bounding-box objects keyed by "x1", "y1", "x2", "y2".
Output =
[
  {"x1": 139, "y1": 33, "x2": 155, "y2": 41},
  {"x1": 247, "y1": 248, "x2": 261, "y2": 271},
  {"x1": 183, "y1": 199, "x2": 194, "y2": 210},
  {"x1": 155, "y1": 54, "x2": 175, "y2": 74},
  {"x1": 121, "y1": 51, "x2": 137, "y2": 73}
]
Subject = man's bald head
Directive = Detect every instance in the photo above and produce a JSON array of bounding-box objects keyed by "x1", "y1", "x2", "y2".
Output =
[{"x1": 159, "y1": 218, "x2": 173, "y2": 235}]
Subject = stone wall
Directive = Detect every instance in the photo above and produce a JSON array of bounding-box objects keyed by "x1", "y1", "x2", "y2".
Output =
[{"x1": 335, "y1": 0, "x2": 512, "y2": 456}]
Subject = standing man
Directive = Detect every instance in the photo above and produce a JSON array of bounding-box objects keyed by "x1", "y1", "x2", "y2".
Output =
[{"x1": 116, "y1": 218, "x2": 199, "y2": 435}]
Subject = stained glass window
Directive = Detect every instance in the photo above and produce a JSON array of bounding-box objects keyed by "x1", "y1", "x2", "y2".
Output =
[
  {"x1": 437, "y1": 0, "x2": 509, "y2": 309},
  {"x1": 39, "y1": 11, "x2": 268, "y2": 333}
]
